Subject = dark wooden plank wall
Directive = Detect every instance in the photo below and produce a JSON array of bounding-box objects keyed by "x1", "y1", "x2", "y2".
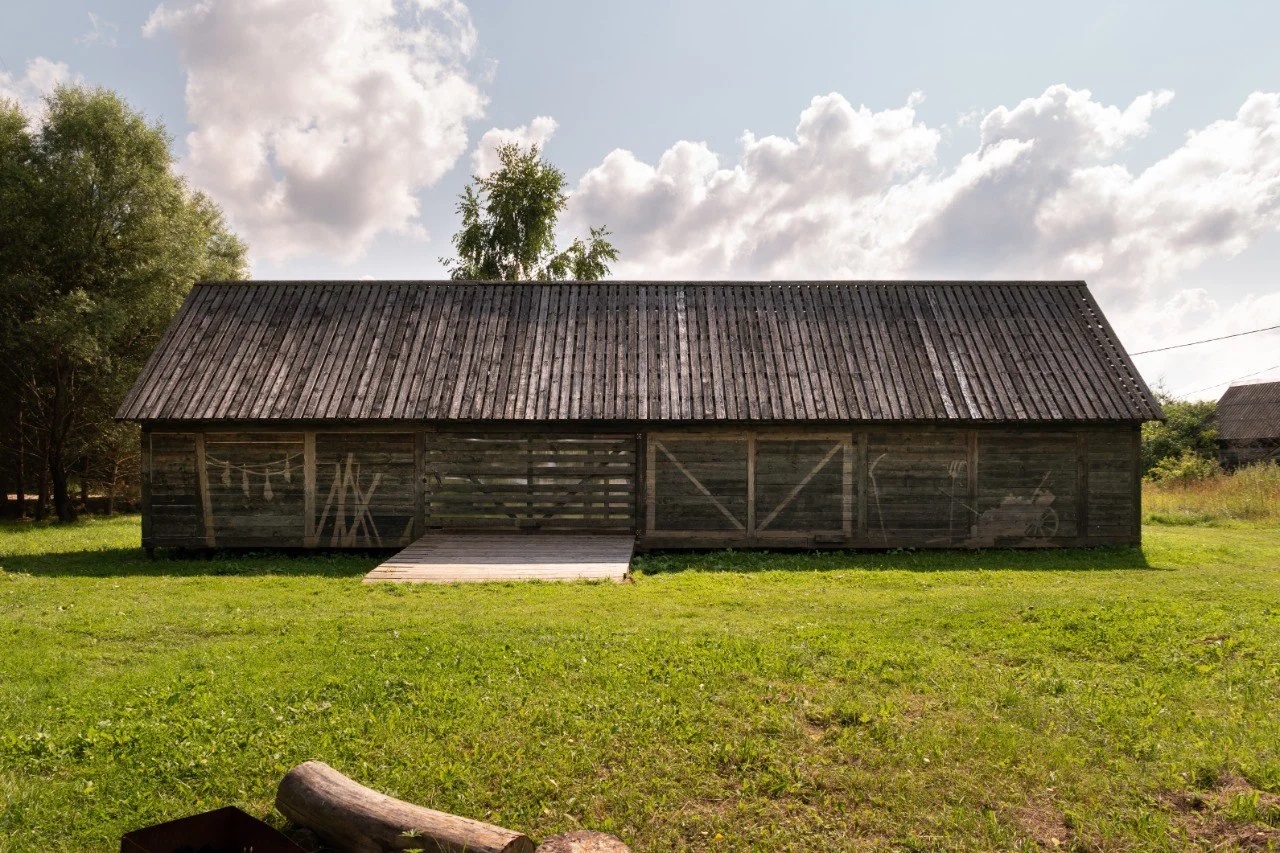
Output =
[
  {"x1": 144, "y1": 428, "x2": 414, "y2": 549},
  {"x1": 640, "y1": 425, "x2": 1140, "y2": 549},
  {"x1": 145, "y1": 433, "x2": 201, "y2": 547},
  {"x1": 1219, "y1": 439, "x2": 1280, "y2": 469},
  {"x1": 650, "y1": 435, "x2": 750, "y2": 533},
  {"x1": 421, "y1": 432, "x2": 636, "y2": 531},
  {"x1": 203, "y1": 433, "x2": 306, "y2": 546},
  {"x1": 865, "y1": 430, "x2": 969, "y2": 546},
  {"x1": 140, "y1": 424, "x2": 1141, "y2": 550},
  {"x1": 315, "y1": 433, "x2": 416, "y2": 548},
  {"x1": 1086, "y1": 427, "x2": 1141, "y2": 541}
]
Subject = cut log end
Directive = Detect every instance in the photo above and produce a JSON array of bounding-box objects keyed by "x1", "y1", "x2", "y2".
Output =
[{"x1": 276, "y1": 760, "x2": 535, "y2": 853}]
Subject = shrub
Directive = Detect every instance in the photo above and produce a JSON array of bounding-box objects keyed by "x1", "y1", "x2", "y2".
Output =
[
  {"x1": 1147, "y1": 449, "x2": 1222, "y2": 484},
  {"x1": 1140, "y1": 393, "x2": 1217, "y2": 475}
]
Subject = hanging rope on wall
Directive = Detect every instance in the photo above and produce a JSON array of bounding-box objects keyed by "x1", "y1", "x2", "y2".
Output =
[{"x1": 205, "y1": 450, "x2": 304, "y2": 503}]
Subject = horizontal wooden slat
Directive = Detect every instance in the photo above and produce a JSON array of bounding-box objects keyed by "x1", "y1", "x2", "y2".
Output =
[{"x1": 422, "y1": 433, "x2": 636, "y2": 532}]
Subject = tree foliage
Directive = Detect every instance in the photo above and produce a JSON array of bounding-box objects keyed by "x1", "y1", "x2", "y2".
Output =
[
  {"x1": 1140, "y1": 390, "x2": 1219, "y2": 477},
  {"x1": 1146, "y1": 448, "x2": 1222, "y2": 483},
  {"x1": 443, "y1": 143, "x2": 618, "y2": 281},
  {"x1": 0, "y1": 86, "x2": 247, "y2": 521}
]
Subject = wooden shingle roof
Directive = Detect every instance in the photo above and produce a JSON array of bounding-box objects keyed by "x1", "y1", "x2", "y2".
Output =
[
  {"x1": 117, "y1": 280, "x2": 1162, "y2": 423},
  {"x1": 1216, "y1": 381, "x2": 1280, "y2": 441}
]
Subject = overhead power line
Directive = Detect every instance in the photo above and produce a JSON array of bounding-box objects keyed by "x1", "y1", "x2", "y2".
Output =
[
  {"x1": 1177, "y1": 362, "x2": 1280, "y2": 398},
  {"x1": 1131, "y1": 322, "x2": 1280, "y2": 355}
]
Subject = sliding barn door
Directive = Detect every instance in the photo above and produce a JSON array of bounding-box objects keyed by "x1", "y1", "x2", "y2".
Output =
[
  {"x1": 646, "y1": 432, "x2": 854, "y2": 546},
  {"x1": 422, "y1": 432, "x2": 637, "y2": 532}
]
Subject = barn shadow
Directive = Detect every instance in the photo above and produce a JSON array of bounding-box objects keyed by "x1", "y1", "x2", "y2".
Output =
[
  {"x1": 633, "y1": 546, "x2": 1156, "y2": 576},
  {"x1": 1, "y1": 547, "x2": 381, "y2": 579}
]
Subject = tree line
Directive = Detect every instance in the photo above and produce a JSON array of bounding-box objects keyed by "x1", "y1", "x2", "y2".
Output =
[{"x1": 0, "y1": 87, "x2": 247, "y2": 521}]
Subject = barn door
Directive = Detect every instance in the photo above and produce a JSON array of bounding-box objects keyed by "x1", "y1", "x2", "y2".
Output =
[
  {"x1": 646, "y1": 432, "x2": 853, "y2": 545},
  {"x1": 422, "y1": 432, "x2": 637, "y2": 532}
]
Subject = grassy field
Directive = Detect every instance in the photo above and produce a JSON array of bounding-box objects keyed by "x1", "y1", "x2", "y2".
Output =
[
  {"x1": 1144, "y1": 462, "x2": 1280, "y2": 528},
  {"x1": 2, "y1": 517, "x2": 1279, "y2": 850}
]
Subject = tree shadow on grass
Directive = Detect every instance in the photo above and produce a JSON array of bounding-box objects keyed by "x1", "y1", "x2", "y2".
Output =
[
  {"x1": 634, "y1": 546, "x2": 1157, "y2": 576},
  {"x1": 1, "y1": 547, "x2": 381, "y2": 579}
]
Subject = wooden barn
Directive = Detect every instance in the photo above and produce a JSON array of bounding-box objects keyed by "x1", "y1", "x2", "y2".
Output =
[
  {"x1": 117, "y1": 280, "x2": 1161, "y2": 556},
  {"x1": 1216, "y1": 381, "x2": 1280, "y2": 469}
]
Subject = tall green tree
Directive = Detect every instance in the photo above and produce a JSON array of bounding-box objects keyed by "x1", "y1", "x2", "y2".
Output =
[
  {"x1": 443, "y1": 142, "x2": 618, "y2": 281},
  {"x1": 0, "y1": 86, "x2": 247, "y2": 521},
  {"x1": 1140, "y1": 390, "x2": 1219, "y2": 476}
]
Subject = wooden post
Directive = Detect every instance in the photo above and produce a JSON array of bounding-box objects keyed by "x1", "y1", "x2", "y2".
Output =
[
  {"x1": 634, "y1": 432, "x2": 645, "y2": 537},
  {"x1": 746, "y1": 433, "x2": 756, "y2": 535},
  {"x1": 1132, "y1": 425, "x2": 1142, "y2": 543},
  {"x1": 303, "y1": 432, "x2": 317, "y2": 547},
  {"x1": 645, "y1": 435, "x2": 656, "y2": 535},
  {"x1": 856, "y1": 431, "x2": 868, "y2": 540},
  {"x1": 194, "y1": 433, "x2": 215, "y2": 548}
]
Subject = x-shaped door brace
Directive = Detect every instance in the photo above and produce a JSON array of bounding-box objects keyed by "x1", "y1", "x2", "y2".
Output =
[{"x1": 653, "y1": 438, "x2": 846, "y2": 533}]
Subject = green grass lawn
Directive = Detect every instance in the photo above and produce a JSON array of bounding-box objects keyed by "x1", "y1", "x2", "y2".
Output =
[{"x1": 2, "y1": 517, "x2": 1280, "y2": 851}]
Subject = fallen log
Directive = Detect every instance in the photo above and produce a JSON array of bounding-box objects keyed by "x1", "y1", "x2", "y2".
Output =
[{"x1": 276, "y1": 761, "x2": 535, "y2": 853}]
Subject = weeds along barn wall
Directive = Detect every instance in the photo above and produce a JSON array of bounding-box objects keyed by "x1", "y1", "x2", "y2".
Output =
[{"x1": 141, "y1": 423, "x2": 1140, "y2": 550}]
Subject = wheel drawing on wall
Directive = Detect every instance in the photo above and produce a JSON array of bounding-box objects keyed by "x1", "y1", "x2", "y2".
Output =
[
  {"x1": 973, "y1": 471, "x2": 1060, "y2": 542},
  {"x1": 1026, "y1": 507, "x2": 1059, "y2": 538}
]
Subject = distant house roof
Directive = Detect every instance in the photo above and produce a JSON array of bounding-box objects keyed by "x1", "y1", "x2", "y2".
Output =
[
  {"x1": 117, "y1": 280, "x2": 1162, "y2": 423},
  {"x1": 1216, "y1": 381, "x2": 1280, "y2": 442}
]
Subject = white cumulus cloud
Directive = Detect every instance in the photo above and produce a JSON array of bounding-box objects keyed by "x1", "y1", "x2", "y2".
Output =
[
  {"x1": 0, "y1": 57, "x2": 78, "y2": 119},
  {"x1": 471, "y1": 115, "x2": 558, "y2": 176},
  {"x1": 569, "y1": 85, "x2": 1280, "y2": 304},
  {"x1": 570, "y1": 92, "x2": 943, "y2": 279},
  {"x1": 145, "y1": 0, "x2": 487, "y2": 262}
]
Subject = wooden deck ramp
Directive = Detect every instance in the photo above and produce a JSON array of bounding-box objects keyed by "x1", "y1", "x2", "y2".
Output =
[{"x1": 364, "y1": 533, "x2": 635, "y2": 583}]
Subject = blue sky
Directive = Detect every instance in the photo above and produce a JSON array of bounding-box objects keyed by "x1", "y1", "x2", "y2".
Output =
[{"x1": 3, "y1": 1, "x2": 1279, "y2": 398}]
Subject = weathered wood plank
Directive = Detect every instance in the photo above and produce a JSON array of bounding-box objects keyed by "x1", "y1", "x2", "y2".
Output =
[{"x1": 303, "y1": 432, "x2": 317, "y2": 547}]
